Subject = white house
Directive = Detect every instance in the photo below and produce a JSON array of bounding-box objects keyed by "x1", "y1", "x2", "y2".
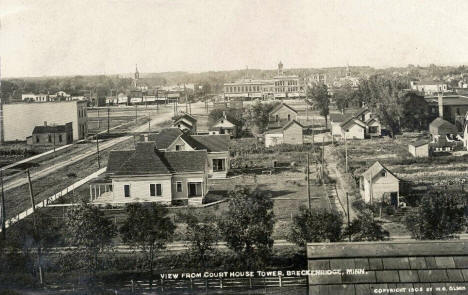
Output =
[
  {"x1": 360, "y1": 161, "x2": 400, "y2": 207},
  {"x1": 209, "y1": 112, "x2": 237, "y2": 137},
  {"x1": 330, "y1": 108, "x2": 381, "y2": 139},
  {"x1": 173, "y1": 113, "x2": 197, "y2": 133},
  {"x1": 90, "y1": 142, "x2": 209, "y2": 205}
]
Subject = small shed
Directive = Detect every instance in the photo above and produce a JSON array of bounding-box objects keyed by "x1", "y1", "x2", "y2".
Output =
[{"x1": 408, "y1": 140, "x2": 429, "y2": 157}]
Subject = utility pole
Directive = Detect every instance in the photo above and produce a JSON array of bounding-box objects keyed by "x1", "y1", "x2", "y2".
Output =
[
  {"x1": 148, "y1": 114, "x2": 151, "y2": 132},
  {"x1": 107, "y1": 108, "x2": 110, "y2": 134},
  {"x1": 26, "y1": 169, "x2": 43, "y2": 285},
  {"x1": 96, "y1": 134, "x2": 101, "y2": 169},
  {"x1": 346, "y1": 192, "x2": 351, "y2": 242},
  {"x1": 0, "y1": 170, "x2": 5, "y2": 240},
  {"x1": 307, "y1": 153, "x2": 311, "y2": 210},
  {"x1": 321, "y1": 136, "x2": 325, "y2": 181},
  {"x1": 344, "y1": 134, "x2": 348, "y2": 173},
  {"x1": 135, "y1": 104, "x2": 138, "y2": 124},
  {"x1": 97, "y1": 108, "x2": 100, "y2": 129}
]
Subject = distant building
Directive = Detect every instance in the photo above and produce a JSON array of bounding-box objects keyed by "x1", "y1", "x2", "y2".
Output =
[
  {"x1": 0, "y1": 101, "x2": 88, "y2": 143},
  {"x1": 223, "y1": 62, "x2": 305, "y2": 100},
  {"x1": 330, "y1": 108, "x2": 381, "y2": 139},
  {"x1": 21, "y1": 93, "x2": 50, "y2": 102},
  {"x1": 411, "y1": 80, "x2": 449, "y2": 95},
  {"x1": 209, "y1": 112, "x2": 238, "y2": 137},
  {"x1": 425, "y1": 94, "x2": 468, "y2": 126},
  {"x1": 264, "y1": 120, "x2": 304, "y2": 147},
  {"x1": 90, "y1": 142, "x2": 209, "y2": 205},
  {"x1": 268, "y1": 103, "x2": 298, "y2": 128},
  {"x1": 173, "y1": 113, "x2": 197, "y2": 133},
  {"x1": 408, "y1": 140, "x2": 430, "y2": 157},
  {"x1": 360, "y1": 161, "x2": 399, "y2": 206},
  {"x1": 27, "y1": 122, "x2": 73, "y2": 146},
  {"x1": 429, "y1": 117, "x2": 458, "y2": 142}
]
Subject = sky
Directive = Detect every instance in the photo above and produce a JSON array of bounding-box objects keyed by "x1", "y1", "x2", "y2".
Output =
[{"x1": 2, "y1": 0, "x2": 468, "y2": 78}]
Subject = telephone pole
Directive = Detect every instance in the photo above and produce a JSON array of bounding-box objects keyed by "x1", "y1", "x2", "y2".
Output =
[
  {"x1": 344, "y1": 134, "x2": 348, "y2": 173},
  {"x1": 96, "y1": 134, "x2": 101, "y2": 169},
  {"x1": 307, "y1": 153, "x2": 311, "y2": 210},
  {"x1": 26, "y1": 169, "x2": 43, "y2": 285},
  {"x1": 107, "y1": 108, "x2": 110, "y2": 134},
  {"x1": 346, "y1": 192, "x2": 351, "y2": 242},
  {"x1": 0, "y1": 170, "x2": 5, "y2": 240}
]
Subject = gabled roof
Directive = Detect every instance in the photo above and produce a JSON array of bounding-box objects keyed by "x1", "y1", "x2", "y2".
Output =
[
  {"x1": 174, "y1": 113, "x2": 197, "y2": 124},
  {"x1": 148, "y1": 128, "x2": 183, "y2": 150},
  {"x1": 329, "y1": 113, "x2": 345, "y2": 123},
  {"x1": 353, "y1": 107, "x2": 370, "y2": 117},
  {"x1": 189, "y1": 135, "x2": 230, "y2": 152},
  {"x1": 163, "y1": 151, "x2": 207, "y2": 172},
  {"x1": 173, "y1": 120, "x2": 193, "y2": 128},
  {"x1": 269, "y1": 103, "x2": 298, "y2": 115},
  {"x1": 429, "y1": 117, "x2": 458, "y2": 135},
  {"x1": 109, "y1": 142, "x2": 171, "y2": 175},
  {"x1": 282, "y1": 119, "x2": 304, "y2": 130},
  {"x1": 212, "y1": 117, "x2": 235, "y2": 128},
  {"x1": 340, "y1": 118, "x2": 366, "y2": 130},
  {"x1": 410, "y1": 139, "x2": 429, "y2": 147},
  {"x1": 32, "y1": 123, "x2": 71, "y2": 134},
  {"x1": 107, "y1": 142, "x2": 207, "y2": 175},
  {"x1": 361, "y1": 161, "x2": 399, "y2": 181}
]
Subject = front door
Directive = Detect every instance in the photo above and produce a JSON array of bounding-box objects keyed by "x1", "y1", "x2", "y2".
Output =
[
  {"x1": 188, "y1": 183, "x2": 197, "y2": 197},
  {"x1": 390, "y1": 192, "x2": 398, "y2": 207}
]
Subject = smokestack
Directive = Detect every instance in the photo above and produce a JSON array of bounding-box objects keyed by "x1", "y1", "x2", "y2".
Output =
[
  {"x1": 438, "y1": 93, "x2": 444, "y2": 118},
  {"x1": 44, "y1": 121, "x2": 47, "y2": 127}
]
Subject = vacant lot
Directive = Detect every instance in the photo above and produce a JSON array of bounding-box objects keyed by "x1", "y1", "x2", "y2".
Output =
[{"x1": 333, "y1": 134, "x2": 468, "y2": 186}]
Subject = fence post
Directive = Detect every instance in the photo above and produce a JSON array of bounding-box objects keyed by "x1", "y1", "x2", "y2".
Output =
[
  {"x1": 279, "y1": 275, "x2": 282, "y2": 287},
  {"x1": 249, "y1": 277, "x2": 252, "y2": 288},
  {"x1": 220, "y1": 277, "x2": 223, "y2": 289},
  {"x1": 131, "y1": 279, "x2": 134, "y2": 293},
  {"x1": 190, "y1": 278, "x2": 193, "y2": 289}
]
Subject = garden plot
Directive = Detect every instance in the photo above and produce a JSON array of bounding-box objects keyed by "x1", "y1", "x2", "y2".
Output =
[{"x1": 334, "y1": 136, "x2": 468, "y2": 185}]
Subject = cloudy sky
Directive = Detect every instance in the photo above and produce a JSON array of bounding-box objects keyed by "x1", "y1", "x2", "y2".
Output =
[{"x1": 2, "y1": 0, "x2": 468, "y2": 77}]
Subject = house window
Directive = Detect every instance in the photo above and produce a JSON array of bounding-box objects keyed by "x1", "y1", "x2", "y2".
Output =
[
  {"x1": 124, "y1": 185, "x2": 130, "y2": 198},
  {"x1": 59, "y1": 135, "x2": 63, "y2": 142},
  {"x1": 36, "y1": 136, "x2": 40, "y2": 143},
  {"x1": 288, "y1": 114, "x2": 291, "y2": 121},
  {"x1": 213, "y1": 159, "x2": 225, "y2": 171},
  {"x1": 175, "y1": 144, "x2": 182, "y2": 151},
  {"x1": 381, "y1": 171, "x2": 387, "y2": 177},
  {"x1": 176, "y1": 181, "x2": 182, "y2": 192},
  {"x1": 150, "y1": 184, "x2": 162, "y2": 197},
  {"x1": 48, "y1": 135, "x2": 52, "y2": 143}
]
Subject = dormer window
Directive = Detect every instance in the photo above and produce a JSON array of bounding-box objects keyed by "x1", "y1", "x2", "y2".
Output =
[{"x1": 381, "y1": 171, "x2": 387, "y2": 177}]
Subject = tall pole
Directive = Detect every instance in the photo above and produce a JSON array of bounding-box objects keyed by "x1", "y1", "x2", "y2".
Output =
[
  {"x1": 321, "y1": 136, "x2": 325, "y2": 181},
  {"x1": 27, "y1": 169, "x2": 43, "y2": 285},
  {"x1": 96, "y1": 134, "x2": 101, "y2": 169},
  {"x1": 306, "y1": 153, "x2": 311, "y2": 210},
  {"x1": 0, "y1": 170, "x2": 5, "y2": 240},
  {"x1": 148, "y1": 114, "x2": 151, "y2": 132},
  {"x1": 344, "y1": 134, "x2": 348, "y2": 173},
  {"x1": 135, "y1": 104, "x2": 138, "y2": 124},
  {"x1": 346, "y1": 192, "x2": 351, "y2": 242},
  {"x1": 107, "y1": 108, "x2": 110, "y2": 134}
]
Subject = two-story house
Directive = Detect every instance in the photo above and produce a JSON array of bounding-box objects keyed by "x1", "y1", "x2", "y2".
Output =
[
  {"x1": 173, "y1": 113, "x2": 197, "y2": 133},
  {"x1": 93, "y1": 141, "x2": 209, "y2": 205},
  {"x1": 146, "y1": 128, "x2": 230, "y2": 179},
  {"x1": 330, "y1": 108, "x2": 381, "y2": 139},
  {"x1": 264, "y1": 120, "x2": 304, "y2": 147}
]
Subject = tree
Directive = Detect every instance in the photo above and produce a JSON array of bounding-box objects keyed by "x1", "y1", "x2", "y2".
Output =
[
  {"x1": 179, "y1": 212, "x2": 219, "y2": 271},
  {"x1": 64, "y1": 202, "x2": 116, "y2": 280},
  {"x1": 307, "y1": 84, "x2": 330, "y2": 127},
  {"x1": 288, "y1": 206, "x2": 343, "y2": 247},
  {"x1": 344, "y1": 209, "x2": 389, "y2": 241},
  {"x1": 245, "y1": 102, "x2": 278, "y2": 134},
  {"x1": 218, "y1": 186, "x2": 275, "y2": 268},
  {"x1": 333, "y1": 85, "x2": 355, "y2": 114},
  {"x1": 120, "y1": 203, "x2": 175, "y2": 289},
  {"x1": 399, "y1": 91, "x2": 430, "y2": 131},
  {"x1": 404, "y1": 191, "x2": 466, "y2": 240}
]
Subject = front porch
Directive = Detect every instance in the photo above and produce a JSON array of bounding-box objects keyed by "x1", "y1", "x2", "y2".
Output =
[{"x1": 89, "y1": 178, "x2": 113, "y2": 203}]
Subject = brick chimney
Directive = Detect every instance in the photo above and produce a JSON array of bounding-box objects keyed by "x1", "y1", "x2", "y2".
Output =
[{"x1": 438, "y1": 93, "x2": 444, "y2": 118}]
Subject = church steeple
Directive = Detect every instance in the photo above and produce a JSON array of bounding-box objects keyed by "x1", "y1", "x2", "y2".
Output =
[
  {"x1": 134, "y1": 64, "x2": 140, "y2": 80},
  {"x1": 278, "y1": 61, "x2": 283, "y2": 76}
]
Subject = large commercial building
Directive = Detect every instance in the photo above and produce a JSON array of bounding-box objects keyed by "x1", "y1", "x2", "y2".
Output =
[
  {"x1": 223, "y1": 62, "x2": 305, "y2": 100},
  {"x1": 0, "y1": 100, "x2": 88, "y2": 143}
]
